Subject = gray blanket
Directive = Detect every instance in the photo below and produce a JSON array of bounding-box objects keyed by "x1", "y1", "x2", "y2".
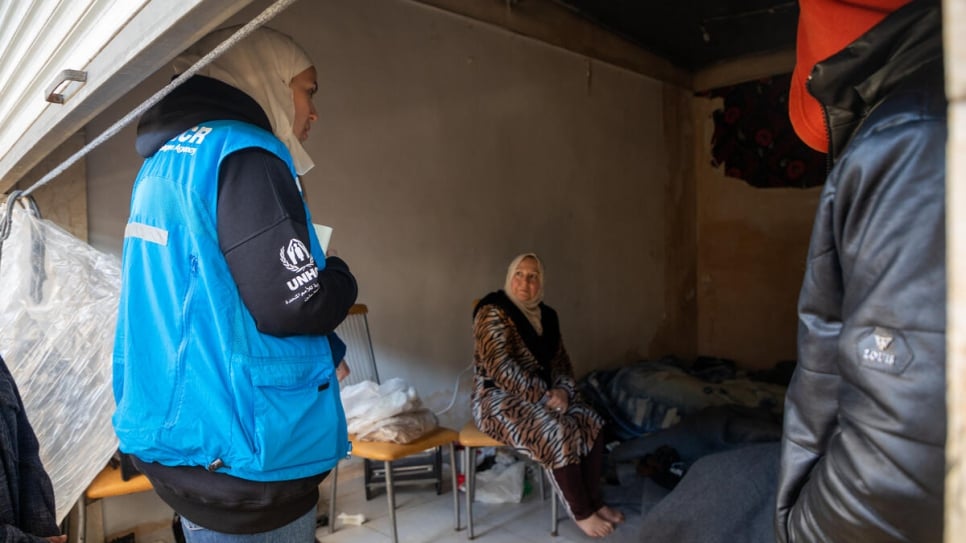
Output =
[
  {"x1": 603, "y1": 406, "x2": 782, "y2": 543},
  {"x1": 634, "y1": 442, "x2": 780, "y2": 542}
]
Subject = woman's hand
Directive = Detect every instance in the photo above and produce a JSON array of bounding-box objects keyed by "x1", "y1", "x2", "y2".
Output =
[
  {"x1": 46, "y1": 536, "x2": 67, "y2": 543},
  {"x1": 544, "y1": 388, "x2": 569, "y2": 413}
]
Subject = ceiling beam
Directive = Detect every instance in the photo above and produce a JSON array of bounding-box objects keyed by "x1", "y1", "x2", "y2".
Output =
[
  {"x1": 692, "y1": 49, "x2": 796, "y2": 93},
  {"x1": 406, "y1": 0, "x2": 692, "y2": 89},
  {"x1": 0, "y1": 0, "x2": 257, "y2": 194}
]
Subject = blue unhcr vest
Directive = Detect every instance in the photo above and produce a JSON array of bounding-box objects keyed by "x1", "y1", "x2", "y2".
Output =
[{"x1": 112, "y1": 120, "x2": 348, "y2": 482}]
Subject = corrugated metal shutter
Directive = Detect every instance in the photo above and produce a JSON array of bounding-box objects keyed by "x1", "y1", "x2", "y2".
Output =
[
  {"x1": 0, "y1": 0, "x2": 257, "y2": 193},
  {"x1": 0, "y1": 1, "x2": 149, "y2": 160}
]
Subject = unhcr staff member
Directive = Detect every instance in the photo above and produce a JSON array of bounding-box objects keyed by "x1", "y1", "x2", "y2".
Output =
[{"x1": 112, "y1": 26, "x2": 357, "y2": 543}]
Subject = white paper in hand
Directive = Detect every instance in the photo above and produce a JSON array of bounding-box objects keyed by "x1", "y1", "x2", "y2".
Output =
[{"x1": 313, "y1": 223, "x2": 333, "y2": 253}]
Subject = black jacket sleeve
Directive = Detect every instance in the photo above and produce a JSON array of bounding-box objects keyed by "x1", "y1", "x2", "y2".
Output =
[
  {"x1": 328, "y1": 333, "x2": 347, "y2": 364},
  {"x1": 0, "y1": 359, "x2": 61, "y2": 542},
  {"x1": 217, "y1": 148, "x2": 357, "y2": 336}
]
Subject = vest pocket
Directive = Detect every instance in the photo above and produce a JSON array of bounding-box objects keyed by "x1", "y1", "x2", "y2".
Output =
[{"x1": 248, "y1": 362, "x2": 338, "y2": 473}]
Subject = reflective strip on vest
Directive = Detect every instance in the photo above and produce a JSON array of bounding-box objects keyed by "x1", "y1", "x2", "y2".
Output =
[{"x1": 124, "y1": 222, "x2": 168, "y2": 246}]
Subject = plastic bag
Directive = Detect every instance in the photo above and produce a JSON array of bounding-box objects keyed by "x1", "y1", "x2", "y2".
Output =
[
  {"x1": 354, "y1": 407, "x2": 438, "y2": 444},
  {"x1": 341, "y1": 378, "x2": 439, "y2": 443},
  {"x1": 0, "y1": 207, "x2": 120, "y2": 523},
  {"x1": 341, "y1": 378, "x2": 421, "y2": 423},
  {"x1": 474, "y1": 460, "x2": 526, "y2": 504}
]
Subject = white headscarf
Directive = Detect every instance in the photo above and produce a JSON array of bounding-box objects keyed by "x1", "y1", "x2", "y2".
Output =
[
  {"x1": 504, "y1": 253, "x2": 545, "y2": 335},
  {"x1": 172, "y1": 26, "x2": 315, "y2": 175}
]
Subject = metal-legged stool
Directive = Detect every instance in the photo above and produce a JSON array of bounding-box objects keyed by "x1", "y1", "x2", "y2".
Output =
[
  {"x1": 458, "y1": 422, "x2": 559, "y2": 539},
  {"x1": 328, "y1": 427, "x2": 459, "y2": 543}
]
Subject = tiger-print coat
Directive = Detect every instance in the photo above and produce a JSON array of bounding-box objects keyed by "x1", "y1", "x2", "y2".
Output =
[{"x1": 471, "y1": 296, "x2": 603, "y2": 470}]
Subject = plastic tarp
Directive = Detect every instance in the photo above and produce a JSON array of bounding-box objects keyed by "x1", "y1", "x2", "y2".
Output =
[{"x1": 0, "y1": 207, "x2": 120, "y2": 523}]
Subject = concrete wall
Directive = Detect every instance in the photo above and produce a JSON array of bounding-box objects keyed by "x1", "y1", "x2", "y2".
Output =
[
  {"x1": 85, "y1": 0, "x2": 672, "y2": 429},
  {"x1": 693, "y1": 96, "x2": 820, "y2": 369},
  {"x1": 945, "y1": 0, "x2": 965, "y2": 537},
  {"x1": 11, "y1": 133, "x2": 88, "y2": 240}
]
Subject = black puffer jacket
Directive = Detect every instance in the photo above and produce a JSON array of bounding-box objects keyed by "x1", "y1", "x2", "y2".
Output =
[{"x1": 776, "y1": 2, "x2": 946, "y2": 543}]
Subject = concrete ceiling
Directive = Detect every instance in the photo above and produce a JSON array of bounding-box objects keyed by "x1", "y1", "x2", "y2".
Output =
[{"x1": 554, "y1": 0, "x2": 799, "y2": 71}]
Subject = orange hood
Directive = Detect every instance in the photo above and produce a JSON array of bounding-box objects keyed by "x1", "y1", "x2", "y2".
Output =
[{"x1": 790, "y1": 0, "x2": 912, "y2": 152}]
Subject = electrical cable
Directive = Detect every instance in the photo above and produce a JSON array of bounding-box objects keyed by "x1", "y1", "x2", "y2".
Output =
[{"x1": 433, "y1": 362, "x2": 473, "y2": 416}]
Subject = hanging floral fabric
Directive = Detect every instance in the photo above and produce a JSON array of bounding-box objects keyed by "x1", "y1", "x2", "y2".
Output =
[{"x1": 704, "y1": 74, "x2": 826, "y2": 189}]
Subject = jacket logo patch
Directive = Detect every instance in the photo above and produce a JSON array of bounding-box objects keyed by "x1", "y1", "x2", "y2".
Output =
[
  {"x1": 280, "y1": 239, "x2": 315, "y2": 273},
  {"x1": 857, "y1": 326, "x2": 912, "y2": 374},
  {"x1": 874, "y1": 331, "x2": 893, "y2": 351},
  {"x1": 280, "y1": 238, "x2": 319, "y2": 302}
]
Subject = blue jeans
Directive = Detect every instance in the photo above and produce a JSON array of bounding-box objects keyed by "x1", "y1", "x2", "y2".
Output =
[{"x1": 180, "y1": 508, "x2": 316, "y2": 543}]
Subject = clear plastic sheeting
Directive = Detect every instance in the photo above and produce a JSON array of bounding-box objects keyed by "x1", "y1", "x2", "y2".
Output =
[{"x1": 0, "y1": 206, "x2": 120, "y2": 523}]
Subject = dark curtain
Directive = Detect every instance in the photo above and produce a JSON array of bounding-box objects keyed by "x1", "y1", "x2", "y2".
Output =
[{"x1": 703, "y1": 74, "x2": 826, "y2": 189}]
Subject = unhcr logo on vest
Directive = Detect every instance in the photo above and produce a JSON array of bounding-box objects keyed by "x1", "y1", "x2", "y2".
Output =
[{"x1": 280, "y1": 238, "x2": 318, "y2": 291}]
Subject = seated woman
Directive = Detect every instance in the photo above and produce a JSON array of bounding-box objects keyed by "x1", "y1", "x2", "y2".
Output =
[{"x1": 471, "y1": 253, "x2": 622, "y2": 538}]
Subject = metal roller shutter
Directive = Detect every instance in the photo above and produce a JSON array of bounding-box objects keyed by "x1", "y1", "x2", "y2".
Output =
[{"x1": 0, "y1": 0, "x2": 257, "y2": 193}]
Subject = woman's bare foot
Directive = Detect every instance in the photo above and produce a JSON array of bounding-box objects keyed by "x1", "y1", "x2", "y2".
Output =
[
  {"x1": 575, "y1": 513, "x2": 614, "y2": 538},
  {"x1": 596, "y1": 505, "x2": 625, "y2": 524}
]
